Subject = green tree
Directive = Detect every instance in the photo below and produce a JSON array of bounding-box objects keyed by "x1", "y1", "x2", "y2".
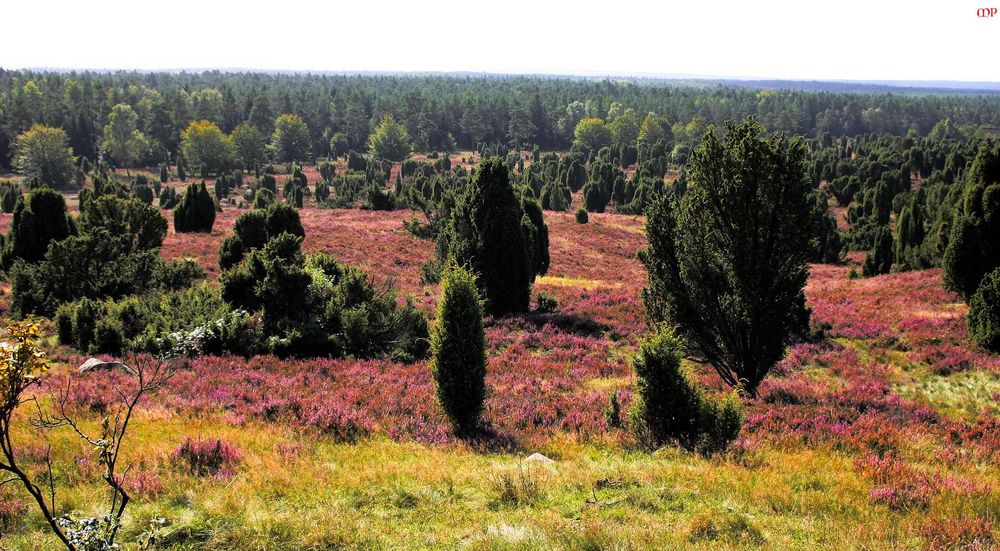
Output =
[
  {"x1": 181, "y1": 120, "x2": 235, "y2": 177},
  {"x1": 368, "y1": 114, "x2": 412, "y2": 162},
  {"x1": 177, "y1": 152, "x2": 187, "y2": 182},
  {"x1": 270, "y1": 113, "x2": 311, "y2": 163},
  {"x1": 79, "y1": 194, "x2": 167, "y2": 252},
  {"x1": 102, "y1": 103, "x2": 149, "y2": 168},
  {"x1": 862, "y1": 225, "x2": 894, "y2": 276},
  {"x1": 608, "y1": 107, "x2": 640, "y2": 148},
  {"x1": 968, "y1": 268, "x2": 1000, "y2": 352},
  {"x1": 637, "y1": 113, "x2": 666, "y2": 146},
  {"x1": 520, "y1": 197, "x2": 550, "y2": 277},
  {"x1": 13, "y1": 124, "x2": 76, "y2": 188},
  {"x1": 173, "y1": 182, "x2": 216, "y2": 233},
  {"x1": 810, "y1": 192, "x2": 843, "y2": 263},
  {"x1": 430, "y1": 262, "x2": 487, "y2": 435},
  {"x1": 438, "y1": 158, "x2": 534, "y2": 316},
  {"x1": 2, "y1": 187, "x2": 75, "y2": 267},
  {"x1": 231, "y1": 123, "x2": 268, "y2": 170},
  {"x1": 191, "y1": 88, "x2": 225, "y2": 126},
  {"x1": 507, "y1": 107, "x2": 537, "y2": 147},
  {"x1": 943, "y1": 147, "x2": 1000, "y2": 301},
  {"x1": 219, "y1": 202, "x2": 303, "y2": 270},
  {"x1": 328, "y1": 132, "x2": 350, "y2": 158},
  {"x1": 640, "y1": 117, "x2": 812, "y2": 396},
  {"x1": 573, "y1": 117, "x2": 611, "y2": 152}
]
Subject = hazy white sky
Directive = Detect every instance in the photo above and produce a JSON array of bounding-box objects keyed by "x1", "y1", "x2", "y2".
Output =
[{"x1": 5, "y1": 0, "x2": 998, "y2": 81}]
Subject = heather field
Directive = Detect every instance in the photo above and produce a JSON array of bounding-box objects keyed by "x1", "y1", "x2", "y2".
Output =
[{"x1": 0, "y1": 198, "x2": 997, "y2": 550}]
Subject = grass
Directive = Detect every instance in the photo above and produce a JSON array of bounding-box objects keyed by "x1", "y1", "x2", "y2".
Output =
[
  {"x1": 5, "y1": 412, "x2": 986, "y2": 549},
  {"x1": 897, "y1": 370, "x2": 1000, "y2": 420}
]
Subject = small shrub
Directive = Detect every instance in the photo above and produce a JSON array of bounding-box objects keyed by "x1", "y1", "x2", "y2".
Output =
[
  {"x1": 0, "y1": 495, "x2": 27, "y2": 531},
  {"x1": 171, "y1": 438, "x2": 241, "y2": 477},
  {"x1": 93, "y1": 317, "x2": 124, "y2": 355},
  {"x1": 258, "y1": 173, "x2": 277, "y2": 194},
  {"x1": 604, "y1": 390, "x2": 622, "y2": 429},
  {"x1": 534, "y1": 292, "x2": 558, "y2": 313},
  {"x1": 55, "y1": 304, "x2": 74, "y2": 345},
  {"x1": 72, "y1": 298, "x2": 103, "y2": 353},
  {"x1": 132, "y1": 184, "x2": 154, "y2": 205},
  {"x1": 158, "y1": 186, "x2": 179, "y2": 209},
  {"x1": 431, "y1": 262, "x2": 487, "y2": 435},
  {"x1": 968, "y1": 268, "x2": 1000, "y2": 352},
  {"x1": 364, "y1": 184, "x2": 396, "y2": 210},
  {"x1": 688, "y1": 511, "x2": 765, "y2": 545},
  {"x1": 0, "y1": 180, "x2": 21, "y2": 213},
  {"x1": 489, "y1": 464, "x2": 545, "y2": 508},
  {"x1": 629, "y1": 330, "x2": 743, "y2": 454},
  {"x1": 253, "y1": 188, "x2": 274, "y2": 209},
  {"x1": 575, "y1": 207, "x2": 589, "y2": 224},
  {"x1": 173, "y1": 182, "x2": 216, "y2": 233}
]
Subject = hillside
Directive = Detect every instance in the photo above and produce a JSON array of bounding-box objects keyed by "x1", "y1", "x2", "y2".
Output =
[{"x1": 1, "y1": 198, "x2": 995, "y2": 549}]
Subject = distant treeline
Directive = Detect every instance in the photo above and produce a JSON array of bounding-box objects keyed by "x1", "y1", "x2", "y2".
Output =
[{"x1": 2, "y1": 69, "x2": 1000, "y2": 168}]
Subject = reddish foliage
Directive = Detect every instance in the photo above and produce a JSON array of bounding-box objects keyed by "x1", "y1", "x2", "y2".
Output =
[
  {"x1": 172, "y1": 438, "x2": 241, "y2": 478},
  {"x1": 921, "y1": 517, "x2": 994, "y2": 551}
]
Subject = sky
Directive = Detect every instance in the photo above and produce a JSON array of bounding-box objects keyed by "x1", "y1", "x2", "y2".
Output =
[{"x1": 4, "y1": 0, "x2": 998, "y2": 82}]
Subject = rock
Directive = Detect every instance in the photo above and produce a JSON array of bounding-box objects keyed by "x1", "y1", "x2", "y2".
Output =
[
  {"x1": 78, "y1": 358, "x2": 135, "y2": 374},
  {"x1": 525, "y1": 453, "x2": 555, "y2": 465}
]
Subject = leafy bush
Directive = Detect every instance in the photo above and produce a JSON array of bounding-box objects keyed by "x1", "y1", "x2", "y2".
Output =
[
  {"x1": 131, "y1": 184, "x2": 154, "y2": 205},
  {"x1": 364, "y1": 184, "x2": 396, "y2": 210},
  {"x1": 431, "y1": 262, "x2": 487, "y2": 434},
  {"x1": 79, "y1": 194, "x2": 167, "y2": 252},
  {"x1": 968, "y1": 268, "x2": 1000, "y2": 352},
  {"x1": 534, "y1": 293, "x2": 558, "y2": 313},
  {"x1": 217, "y1": 209, "x2": 425, "y2": 360},
  {"x1": 629, "y1": 330, "x2": 742, "y2": 454},
  {"x1": 71, "y1": 298, "x2": 103, "y2": 352},
  {"x1": 93, "y1": 317, "x2": 125, "y2": 355},
  {"x1": 1, "y1": 187, "x2": 75, "y2": 268},
  {"x1": 9, "y1": 229, "x2": 201, "y2": 317},
  {"x1": 575, "y1": 207, "x2": 589, "y2": 224},
  {"x1": 158, "y1": 186, "x2": 178, "y2": 209},
  {"x1": 253, "y1": 188, "x2": 274, "y2": 209}
]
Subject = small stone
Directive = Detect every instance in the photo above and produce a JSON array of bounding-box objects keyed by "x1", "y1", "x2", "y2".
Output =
[
  {"x1": 78, "y1": 358, "x2": 135, "y2": 374},
  {"x1": 525, "y1": 453, "x2": 555, "y2": 464}
]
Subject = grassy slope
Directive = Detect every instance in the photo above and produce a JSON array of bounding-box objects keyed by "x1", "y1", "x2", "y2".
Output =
[{"x1": 0, "y1": 191, "x2": 997, "y2": 550}]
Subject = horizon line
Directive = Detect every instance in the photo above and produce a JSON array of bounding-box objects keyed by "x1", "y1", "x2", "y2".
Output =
[{"x1": 4, "y1": 66, "x2": 1000, "y2": 89}]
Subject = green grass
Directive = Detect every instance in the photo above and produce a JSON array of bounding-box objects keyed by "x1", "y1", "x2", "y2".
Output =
[
  {"x1": 3, "y1": 411, "x2": 971, "y2": 550},
  {"x1": 897, "y1": 370, "x2": 1000, "y2": 419}
]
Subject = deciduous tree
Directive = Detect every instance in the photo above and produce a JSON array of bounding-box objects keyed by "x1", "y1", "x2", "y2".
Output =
[
  {"x1": 368, "y1": 114, "x2": 411, "y2": 162},
  {"x1": 13, "y1": 124, "x2": 76, "y2": 188}
]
